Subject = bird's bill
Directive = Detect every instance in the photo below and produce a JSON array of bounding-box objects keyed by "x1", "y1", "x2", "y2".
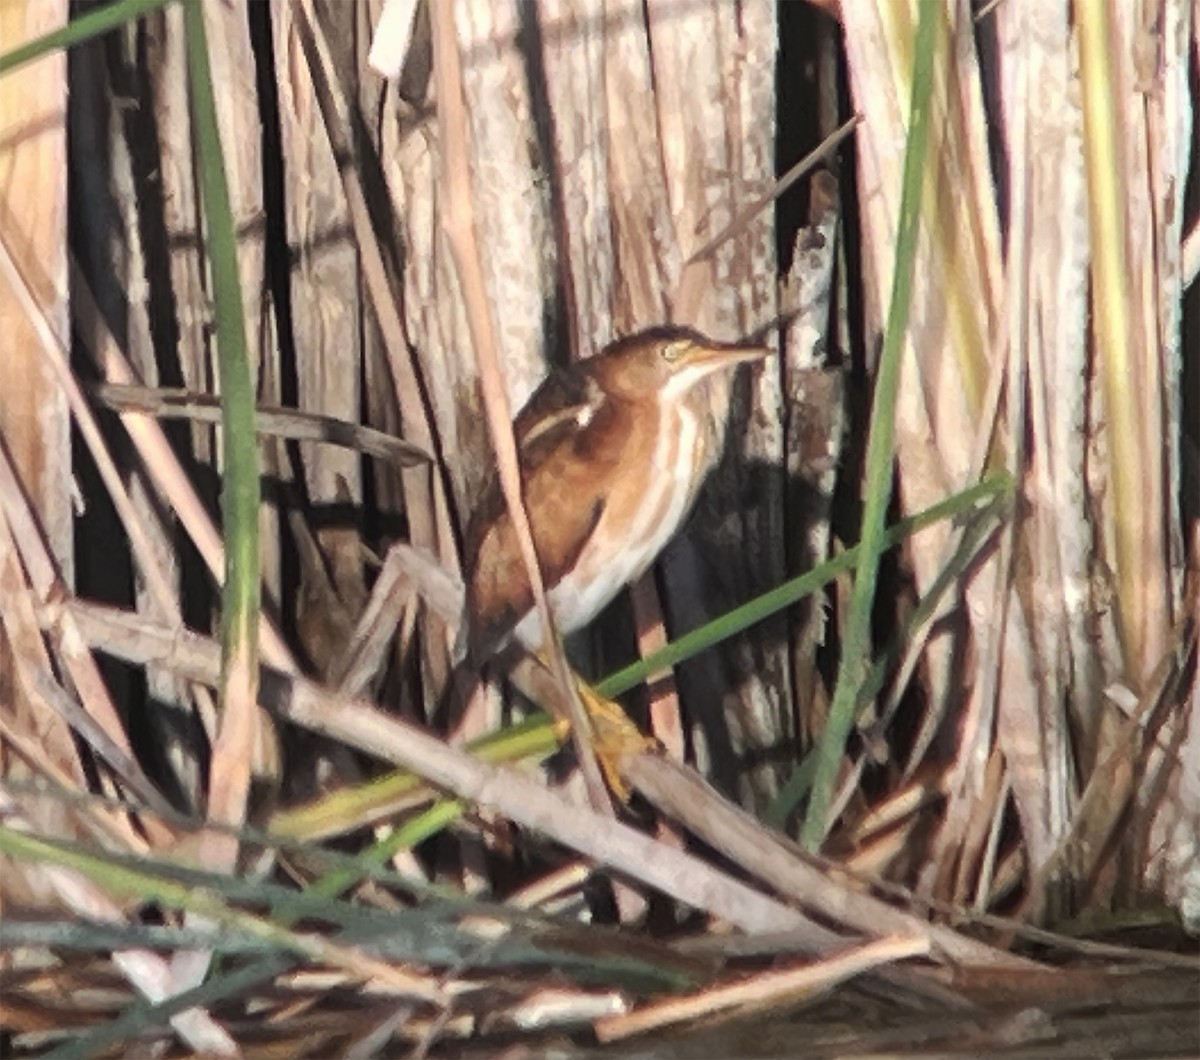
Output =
[
  {"x1": 685, "y1": 342, "x2": 772, "y2": 370},
  {"x1": 667, "y1": 340, "x2": 771, "y2": 391}
]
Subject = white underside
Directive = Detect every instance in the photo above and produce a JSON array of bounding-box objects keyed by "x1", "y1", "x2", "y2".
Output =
[{"x1": 513, "y1": 395, "x2": 701, "y2": 649}]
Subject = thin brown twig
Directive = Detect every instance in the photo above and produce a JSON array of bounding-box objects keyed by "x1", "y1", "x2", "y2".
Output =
[
  {"x1": 46, "y1": 597, "x2": 832, "y2": 942},
  {"x1": 289, "y1": 0, "x2": 462, "y2": 707},
  {"x1": 426, "y1": 3, "x2": 611, "y2": 816},
  {"x1": 288, "y1": 0, "x2": 457, "y2": 562},
  {"x1": 47, "y1": 596, "x2": 1050, "y2": 997},
  {"x1": 682, "y1": 114, "x2": 861, "y2": 271},
  {"x1": 620, "y1": 755, "x2": 1039, "y2": 973},
  {"x1": 91, "y1": 383, "x2": 432, "y2": 466},
  {"x1": 68, "y1": 255, "x2": 298, "y2": 679},
  {"x1": 0, "y1": 436, "x2": 176, "y2": 845},
  {"x1": 595, "y1": 935, "x2": 931, "y2": 1044},
  {"x1": 0, "y1": 224, "x2": 180, "y2": 623}
]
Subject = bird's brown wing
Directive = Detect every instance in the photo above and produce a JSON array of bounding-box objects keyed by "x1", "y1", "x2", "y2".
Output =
[
  {"x1": 463, "y1": 365, "x2": 622, "y2": 657},
  {"x1": 512, "y1": 363, "x2": 603, "y2": 448}
]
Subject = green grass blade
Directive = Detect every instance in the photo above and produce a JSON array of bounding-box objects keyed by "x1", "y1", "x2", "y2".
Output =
[
  {"x1": 766, "y1": 490, "x2": 1012, "y2": 829},
  {"x1": 181, "y1": 5, "x2": 260, "y2": 736},
  {"x1": 800, "y1": 3, "x2": 940, "y2": 849},
  {"x1": 43, "y1": 958, "x2": 290, "y2": 1060},
  {"x1": 0, "y1": 0, "x2": 173, "y2": 77},
  {"x1": 269, "y1": 715, "x2": 559, "y2": 841},
  {"x1": 599, "y1": 473, "x2": 1011, "y2": 699}
]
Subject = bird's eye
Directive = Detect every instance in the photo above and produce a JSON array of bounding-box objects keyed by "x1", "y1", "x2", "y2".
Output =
[{"x1": 662, "y1": 339, "x2": 692, "y2": 364}]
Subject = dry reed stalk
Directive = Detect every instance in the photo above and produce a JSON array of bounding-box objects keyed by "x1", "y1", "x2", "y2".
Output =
[
  {"x1": 594, "y1": 934, "x2": 931, "y2": 1044},
  {"x1": 840, "y1": 0, "x2": 1193, "y2": 918},
  {"x1": 0, "y1": 785, "x2": 235, "y2": 1053},
  {"x1": 69, "y1": 264, "x2": 298, "y2": 673},
  {"x1": 0, "y1": 0, "x2": 80, "y2": 908},
  {"x1": 783, "y1": 170, "x2": 844, "y2": 745},
  {"x1": 0, "y1": 1, "x2": 70, "y2": 571},
  {"x1": 271, "y1": 0, "x2": 368, "y2": 654},
  {"x1": 841, "y1": 3, "x2": 1012, "y2": 903},
  {"x1": 68, "y1": 10, "x2": 199, "y2": 807},
  {"x1": 0, "y1": 478, "x2": 174, "y2": 840},
  {"x1": 47, "y1": 593, "x2": 1051, "y2": 1003},
  {"x1": 290, "y1": 0, "x2": 462, "y2": 711},
  {"x1": 0, "y1": 0, "x2": 1191, "y2": 1018},
  {"x1": 1, "y1": 3, "x2": 1196, "y2": 1054},
  {"x1": 429, "y1": 0, "x2": 614, "y2": 815},
  {"x1": 71, "y1": 3, "x2": 282, "y2": 803},
  {"x1": 997, "y1": 0, "x2": 1194, "y2": 914},
  {"x1": 373, "y1": 0, "x2": 788, "y2": 804}
]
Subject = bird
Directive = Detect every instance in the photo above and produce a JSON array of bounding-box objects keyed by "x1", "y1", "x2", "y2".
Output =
[{"x1": 460, "y1": 325, "x2": 771, "y2": 781}]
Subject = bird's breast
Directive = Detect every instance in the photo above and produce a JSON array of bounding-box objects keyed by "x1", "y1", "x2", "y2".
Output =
[{"x1": 518, "y1": 397, "x2": 708, "y2": 642}]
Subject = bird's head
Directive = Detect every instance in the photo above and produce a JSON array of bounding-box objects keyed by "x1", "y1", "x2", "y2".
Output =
[{"x1": 592, "y1": 327, "x2": 771, "y2": 403}]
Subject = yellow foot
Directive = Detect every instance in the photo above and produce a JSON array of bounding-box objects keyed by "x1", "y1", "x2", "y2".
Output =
[{"x1": 549, "y1": 679, "x2": 660, "y2": 801}]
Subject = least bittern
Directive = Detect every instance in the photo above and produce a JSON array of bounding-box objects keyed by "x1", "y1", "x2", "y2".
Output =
[{"x1": 461, "y1": 326, "x2": 770, "y2": 786}]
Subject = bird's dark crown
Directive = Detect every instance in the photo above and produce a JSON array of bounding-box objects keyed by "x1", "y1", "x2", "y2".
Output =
[{"x1": 589, "y1": 326, "x2": 766, "y2": 401}]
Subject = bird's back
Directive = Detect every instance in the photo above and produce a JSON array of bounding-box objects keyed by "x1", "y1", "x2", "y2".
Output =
[
  {"x1": 462, "y1": 359, "x2": 642, "y2": 658},
  {"x1": 460, "y1": 327, "x2": 755, "y2": 661}
]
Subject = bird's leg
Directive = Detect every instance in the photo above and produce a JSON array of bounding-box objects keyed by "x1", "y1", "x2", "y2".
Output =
[
  {"x1": 532, "y1": 650, "x2": 659, "y2": 801},
  {"x1": 570, "y1": 677, "x2": 660, "y2": 800}
]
